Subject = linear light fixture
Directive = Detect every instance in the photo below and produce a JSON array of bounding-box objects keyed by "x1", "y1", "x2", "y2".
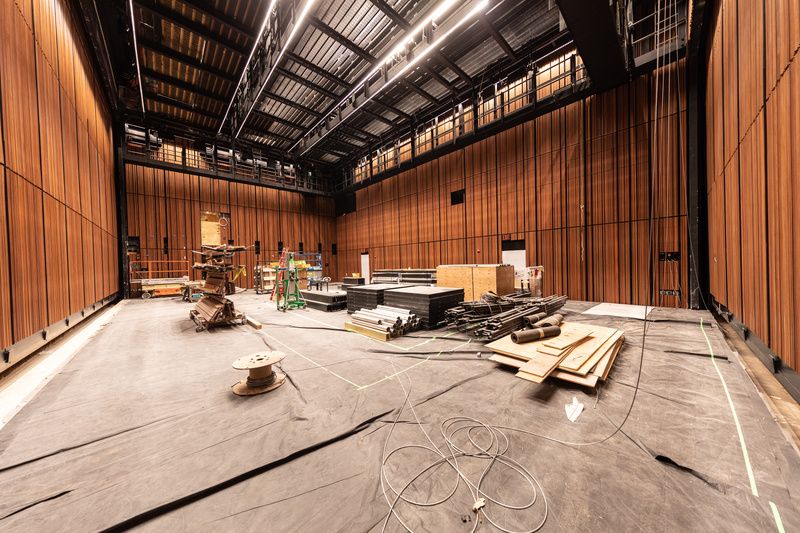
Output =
[
  {"x1": 289, "y1": 0, "x2": 461, "y2": 152},
  {"x1": 234, "y1": 0, "x2": 318, "y2": 139},
  {"x1": 294, "y1": 0, "x2": 489, "y2": 155},
  {"x1": 218, "y1": 0, "x2": 279, "y2": 134},
  {"x1": 128, "y1": 0, "x2": 145, "y2": 114}
]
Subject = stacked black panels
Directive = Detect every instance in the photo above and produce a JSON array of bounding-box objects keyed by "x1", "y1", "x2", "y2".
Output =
[
  {"x1": 300, "y1": 290, "x2": 347, "y2": 312},
  {"x1": 372, "y1": 269, "x2": 437, "y2": 285},
  {"x1": 346, "y1": 284, "x2": 413, "y2": 313},
  {"x1": 342, "y1": 277, "x2": 366, "y2": 286},
  {"x1": 384, "y1": 286, "x2": 464, "y2": 329}
]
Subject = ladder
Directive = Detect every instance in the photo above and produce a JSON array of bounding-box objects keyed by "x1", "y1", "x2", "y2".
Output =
[{"x1": 270, "y1": 249, "x2": 289, "y2": 301}]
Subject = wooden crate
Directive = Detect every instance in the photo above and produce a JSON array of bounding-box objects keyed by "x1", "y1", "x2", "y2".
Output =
[{"x1": 436, "y1": 264, "x2": 515, "y2": 300}]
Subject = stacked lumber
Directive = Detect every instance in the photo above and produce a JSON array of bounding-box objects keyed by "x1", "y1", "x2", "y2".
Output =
[
  {"x1": 345, "y1": 305, "x2": 420, "y2": 341},
  {"x1": 346, "y1": 283, "x2": 413, "y2": 313},
  {"x1": 383, "y1": 286, "x2": 465, "y2": 329},
  {"x1": 372, "y1": 269, "x2": 437, "y2": 285},
  {"x1": 487, "y1": 322, "x2": 624, "y2": 387}
]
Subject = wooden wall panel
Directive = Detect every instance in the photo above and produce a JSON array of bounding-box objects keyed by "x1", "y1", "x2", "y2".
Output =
[
  {"x1": 706, "y1": 0, "x2": 799, "y2": 369},
  {"x1": 0, "y1": 0, "x2": 117, "y2": 366},
  {"x1": 336, "y1": 63, "x2": 688, "y2": 310},
  {"x1": 66, "y1": 207, "x2": 85, "y2": 313},
  {"x1": 0, "y1": 169, "x2": 11, "y2": 348},
  {"x1": 125, "y1": 165, "x2": 340, "y2": 285},
  {"x1": 7, "y1": 171, "x2": 47, "y2": 341},
  {"x1": 37, "y1": 50, "x2": 65, "y2": 201},
  {"x1": 0, "y1": 0, "x2": 41, "y2": 184},
  {"x1": 43, "y1": 194, "x2": 70, "y2": 322}
]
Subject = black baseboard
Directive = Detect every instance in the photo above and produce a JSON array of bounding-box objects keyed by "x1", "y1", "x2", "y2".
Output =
[
  {"x1": 1, "y1": 294, "x2": 117, "y2": 374},
  {"x1": 711, "y1": 297, "x2": 800, "y2": 402}
]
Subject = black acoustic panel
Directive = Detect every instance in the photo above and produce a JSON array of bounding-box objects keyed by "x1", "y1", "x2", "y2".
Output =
[{"x1": 384, "y1": 286, "x2": 464, "y2": 329}]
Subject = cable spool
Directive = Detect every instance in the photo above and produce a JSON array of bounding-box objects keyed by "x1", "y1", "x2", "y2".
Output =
[{"x1": 231, "y1": 351, "x2": 286, "y2": 396}]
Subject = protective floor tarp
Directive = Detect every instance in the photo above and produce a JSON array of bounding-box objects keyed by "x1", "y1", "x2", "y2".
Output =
[{"x1": 0, "y1": 295, "x2": 798, "y2": 532}]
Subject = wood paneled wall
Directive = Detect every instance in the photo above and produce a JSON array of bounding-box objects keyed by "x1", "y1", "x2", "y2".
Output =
[
  {"x1": 336, "y1": 62, "x2": 688, "y2": 308},
  {"x1": 706, "y1": 0, "x2": 800, "y2": 369},
  {"x1": 125, "y1": 164, "x2": 338, "y2": 287},
  {"x1": 0, "y1": 0, "x2": 118, "y2": 358}
]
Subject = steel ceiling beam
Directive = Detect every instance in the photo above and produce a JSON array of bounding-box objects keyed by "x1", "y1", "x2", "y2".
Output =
[
  {"x1": 145, "y1": 90, "x2": 222, "y2": 120},
  {"x1": 134, "y1": 0, "x2": 248, "y2": 57},
  {"x1": 186, "y1": 0, "x2": 256, "y2": 39},
  {"x1": 400, "y1": 80, "x2": 438, "y2": 105},
  {"x1": 277, "y1": 67, "x2": 340, "y2": 100},
  {"x1": 368, "y1": 99, "x2": 410, "y2": 121},
  {"x1": 339, "y1": 125, "x2": 378, "y2": 143},
  {"x1": 263, "y1": 91, "x2": 323, "y2": 117},
  {"x1": 141, "y1": 67, "x2": 227, "y2": 105},
  {"x1": 369, "y1": 0, "x2": 411, "y2": 30},
  {"x1": 361, "y1": 108, "x2": 396, "y2": 127},
  {"x1": 252, "y1": 110, "x2": 307, "y2": 130},
  {"x1": 285, "y1": 52, "x2": 350, "y2": 88},
  {"x1": 482, "y1": 19, "x2": 517, "y2": 60},
  {"x1": 138, "y1": 37, "x2": 234, "y2": 81},
  {"x1": 419, "y1": 65, "x2": 457, "y2": 94},
  {"x1": 243, "y1": 127, "x2": 295, "y2": 144},
  {"x1": 327, "y1": 135, "x2": 363, "y2": 150},
  {"x1": 432, "y1": 52, "x2": 472, "y2": 85},
  {"x1": 308, "y1": 16, "x2": 377, "y2": 63}
]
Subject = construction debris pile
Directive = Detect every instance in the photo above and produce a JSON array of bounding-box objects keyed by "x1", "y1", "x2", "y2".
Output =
[
  {"x1": 345, "y1": 305, "x2": 421, "y2": 341},
  {"x1": 189, "y1": 244, "x2": 247, "y2": 332},
  {"x1": 444, "y1": 292, "x2": 567, "y2": 340},
  {"x1": 488, "y1": 320, "x2": 624, "y2": 388}
]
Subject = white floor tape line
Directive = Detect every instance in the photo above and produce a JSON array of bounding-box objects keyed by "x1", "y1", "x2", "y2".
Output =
[{"x1": 0, "y1": 303, "x2": 123, "y2": 430}]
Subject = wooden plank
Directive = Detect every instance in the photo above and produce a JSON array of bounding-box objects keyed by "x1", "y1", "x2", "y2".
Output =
[
  {"x1": 559, "y1": 327, "x2": 622, "y2": 372},
  {"x1": 515, "y1": 347, "x2": 575, "y2": 383},
  {"x1": 345, "y1": 321, "x2": 390, "y2": 341}
]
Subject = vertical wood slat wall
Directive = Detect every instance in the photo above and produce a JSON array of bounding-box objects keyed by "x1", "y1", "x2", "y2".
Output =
[
  {"x1": 125, "y1": 164, "x2": 338, "y2": 286},
  {"x1": 336, "y1": 63, "x2": 688, "y2": 308},
  {"x1": 0, "y1": 0, "x2": 118, "y2": 365},
  {"x1": 706, "y1": 0, "x2": 800, "y2": 370}
]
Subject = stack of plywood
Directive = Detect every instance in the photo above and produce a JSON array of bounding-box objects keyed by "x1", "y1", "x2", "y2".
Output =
[
  {"x1": 486, "y1": 322, "x2": 624, "y2": 388},
  {"x1": 436, "y1": 264, "x2": 514, "y2": 300}
]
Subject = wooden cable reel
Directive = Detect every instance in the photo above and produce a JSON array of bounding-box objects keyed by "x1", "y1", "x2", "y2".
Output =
[{"x1": 231, "y1": 351, "x2": 286, "y2": 396}]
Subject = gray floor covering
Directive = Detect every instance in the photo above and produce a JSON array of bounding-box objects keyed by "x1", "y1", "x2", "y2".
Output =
[{"x1": 0, "y1": 293, "x2": 797, "y2": 532}]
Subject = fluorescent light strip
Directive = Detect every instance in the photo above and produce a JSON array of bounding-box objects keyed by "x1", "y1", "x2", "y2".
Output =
[
  {"x1": 218, "y1": 0, "x2": 279, "y2": 134},
  {"x1": 235, "y1": 0, "x2": 317, "y2": 139},
  {"x1": 290, "y1": 0, "x2": 462, "y2": 152},
  {"x1": 128, "y1": 0, "x2": 145, "y2": 114},
  {"x1": 297, "y1": 0, "x2": 489, "y2": 155}
]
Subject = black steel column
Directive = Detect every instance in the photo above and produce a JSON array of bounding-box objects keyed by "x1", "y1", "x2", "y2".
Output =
[{"x1": 116, "y1": 143, "x2": 130, "y2": 299}]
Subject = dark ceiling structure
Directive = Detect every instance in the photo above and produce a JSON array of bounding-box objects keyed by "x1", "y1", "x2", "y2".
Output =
[
  {"x1": 87, "y1": 0, "x2": 684, "y2": 185},
  {"x1": 99, "y1": 1, "x2": 564, "y2": 164}
]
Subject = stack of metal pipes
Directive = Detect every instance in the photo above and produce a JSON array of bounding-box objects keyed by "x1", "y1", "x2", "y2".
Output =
[
  {"x1": 470, "y1": 295, "x2": 568, "y2": 341},
  {"x1": 350, "y1": 305, "x2": 420, "y2": 337}
]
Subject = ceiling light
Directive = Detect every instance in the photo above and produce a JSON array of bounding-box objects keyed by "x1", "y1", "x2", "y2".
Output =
[
  {"x1": 235, "y1": 0, "x2": 318, "y2": 139},
  {"x1": 294, "y1": 0, "x2": 489, "y2": 155},
  {"x1": 128, "y1": 0, "x2": 145, "y2": 114},
  {"x1": 218, "y1": 0, "x2": 279, "y2": 134}
]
